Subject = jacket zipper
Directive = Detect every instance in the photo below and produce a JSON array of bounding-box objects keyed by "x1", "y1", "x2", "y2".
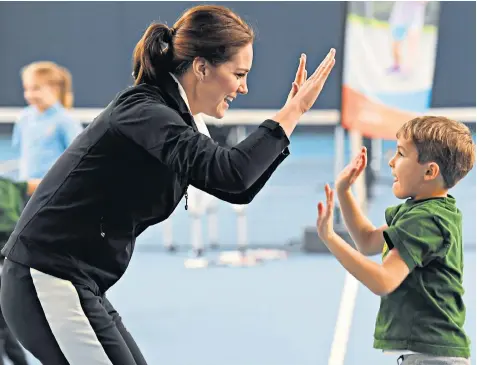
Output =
[
  {"x1": 100, "y1": 216, "x2": 106, "y2": 238},
  {"x1": 184, "y1": 187, "x2": 188, "y2": 210}
]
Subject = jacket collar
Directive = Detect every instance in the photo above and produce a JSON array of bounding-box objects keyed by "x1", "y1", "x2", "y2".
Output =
[
  {"x1": 152, "y1": 72, "x2": 196, "y2": 125},
  {"x1": 169, "y1": 73, "x2": 192, "y2": 113}
]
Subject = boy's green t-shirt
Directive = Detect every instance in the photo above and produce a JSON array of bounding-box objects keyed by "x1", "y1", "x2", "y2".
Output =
[{"x1": 374, "y1": 195, "x2": 470, "y2": 358}]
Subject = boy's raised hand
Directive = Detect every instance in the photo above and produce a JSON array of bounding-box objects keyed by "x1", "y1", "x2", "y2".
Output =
[{"x1": 335, "y1": 146, "x2": 367, "y2": 194}]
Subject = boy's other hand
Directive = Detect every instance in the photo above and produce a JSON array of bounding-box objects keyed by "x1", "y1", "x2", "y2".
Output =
[
  {"x1": 317, "y1": 184, "x2": 336, "y2": 242},
  {"x1": 335, "y1": 146, "x2": 367, "y2": 194}
]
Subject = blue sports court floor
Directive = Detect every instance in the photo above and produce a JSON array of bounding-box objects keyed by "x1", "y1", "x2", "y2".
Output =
[{"x1": 0, "y1": 131, "x2": 475, "y2": 365}]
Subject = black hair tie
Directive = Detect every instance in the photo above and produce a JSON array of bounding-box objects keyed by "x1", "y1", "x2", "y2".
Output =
[{"x1": 166, "y1": 27, "x2": 176, "y2": 43}]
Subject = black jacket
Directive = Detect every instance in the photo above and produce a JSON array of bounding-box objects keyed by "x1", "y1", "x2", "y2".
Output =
[{"x1": 2, "y1": 72, "x2": 290, "y2": 294}]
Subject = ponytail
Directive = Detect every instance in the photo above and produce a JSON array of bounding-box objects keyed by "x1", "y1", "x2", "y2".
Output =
[
  {"x1": 132, "y1": 23, "x2": 175, "y2": 85},
  {"x1": 57, "y1": 66, "x2": 74, "y2": 109}
]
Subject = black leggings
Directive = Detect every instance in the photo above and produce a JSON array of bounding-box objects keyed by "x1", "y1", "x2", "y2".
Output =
[
  {"x1": 0, "y1": 259, "x2": 147, "y2": 365},
  {"x1": 0, "y1": 265, "x2": 28, "y2": 365}
]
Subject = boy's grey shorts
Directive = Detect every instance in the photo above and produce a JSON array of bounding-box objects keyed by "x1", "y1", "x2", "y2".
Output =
[{"x1": 398, "y1": 354, "x2": 471, "y2": 365}]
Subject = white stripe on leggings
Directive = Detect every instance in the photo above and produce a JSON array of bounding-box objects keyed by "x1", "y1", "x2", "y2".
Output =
[{"x1": 30, "y1": 268, "x2": 113, "y2": 365}]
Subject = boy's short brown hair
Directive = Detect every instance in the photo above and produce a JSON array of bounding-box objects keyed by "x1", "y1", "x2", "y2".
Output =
[{"x1": 396, "y1": 116, "x2": 475, "y2": 189}]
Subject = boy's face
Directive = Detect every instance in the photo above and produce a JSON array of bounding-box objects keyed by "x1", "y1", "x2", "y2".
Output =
[{"x1": 388, "y1": 137, "x2": 429, "y2": 199}]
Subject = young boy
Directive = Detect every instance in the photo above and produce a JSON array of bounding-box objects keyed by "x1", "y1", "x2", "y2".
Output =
[{"x1": 316, "y1": 116, "x2": 474, "y2": 364}]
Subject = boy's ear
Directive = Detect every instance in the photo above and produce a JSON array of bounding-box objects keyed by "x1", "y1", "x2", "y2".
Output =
[{"x1": 424, "y1": 162, "x2": 440, "y2": 181}]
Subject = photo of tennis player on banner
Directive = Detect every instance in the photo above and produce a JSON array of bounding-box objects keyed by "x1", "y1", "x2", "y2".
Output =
[{"x1": 342, "y1": 1, "x2": 440, "y2": 139}]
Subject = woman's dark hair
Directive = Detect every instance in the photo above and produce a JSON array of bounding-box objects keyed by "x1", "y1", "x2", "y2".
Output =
[{"x1": 132, "y1": 5, "x2": 254, "y2": 85}]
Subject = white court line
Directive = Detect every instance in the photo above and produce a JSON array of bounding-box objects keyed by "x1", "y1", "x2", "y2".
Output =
[
  {"x1": 328, "y1": 129, "x2": 365, "y2": 365},
  {"x1": 327, "y1": 273, "x2": 360, "y2": 365}
]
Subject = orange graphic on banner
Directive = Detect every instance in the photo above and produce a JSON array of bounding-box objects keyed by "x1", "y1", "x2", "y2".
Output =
[{"x1": 341, "y1": 85, "x2": 418, "y2": 140}]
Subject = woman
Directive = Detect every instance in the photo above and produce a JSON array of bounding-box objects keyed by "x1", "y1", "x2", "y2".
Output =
[{"x1": 0, "y1": 5, "x2": 335, "y2": 365}]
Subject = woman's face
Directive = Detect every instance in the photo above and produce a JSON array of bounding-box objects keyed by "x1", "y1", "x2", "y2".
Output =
[{"x1": 196, "y1": 43, "x2": 253, "y2": 119}]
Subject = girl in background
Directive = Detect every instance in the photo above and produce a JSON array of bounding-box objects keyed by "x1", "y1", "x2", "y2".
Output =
[
  {"x1": 13, "y1": 61, "x2": 83, "y2": 180},
  {"x1": 0, "y1": 61, "x2": 82, "y2": 364}
]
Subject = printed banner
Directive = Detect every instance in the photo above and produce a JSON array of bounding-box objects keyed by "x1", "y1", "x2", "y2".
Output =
[{"x1": 341, "y1": 1, "x2": 440, "y2": 139}]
